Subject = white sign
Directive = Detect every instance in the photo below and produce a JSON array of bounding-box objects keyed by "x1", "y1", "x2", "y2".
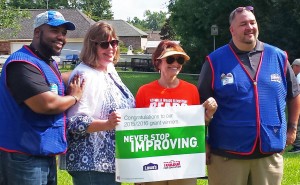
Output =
[{"x1": 115, "y1": 105, "x2": 206, "y2": 183}]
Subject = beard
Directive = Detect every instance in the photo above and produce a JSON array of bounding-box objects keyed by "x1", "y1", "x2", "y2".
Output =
[
  {"x1": 243, "y1": 31, "x2": 258, "y2": 44},
  {"x1": 39, "y1": 31, "x2": 63, "y2": 57},
  {"x1": 244, "y1": 39, "x2": 255, "y2": 44}
]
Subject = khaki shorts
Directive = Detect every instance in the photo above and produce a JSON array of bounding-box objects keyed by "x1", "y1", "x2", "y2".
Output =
[
  {"x1": 207, "y1": 153, "x2": 283, "y2": 185},
  {"x1": 135, "y1": 178, "x2": 197, "y2": 185}
]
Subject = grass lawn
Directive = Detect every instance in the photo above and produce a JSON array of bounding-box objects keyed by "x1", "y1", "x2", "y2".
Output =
[
  {"x1": 282, "y1": 151, "x2": 300, "y2": 185},
  {"x1": 118, "y1": 71, "x2": 199, "y2": 96},
  {"x1": 58, "y1": 151, "x2": 300, "y2": 185}
]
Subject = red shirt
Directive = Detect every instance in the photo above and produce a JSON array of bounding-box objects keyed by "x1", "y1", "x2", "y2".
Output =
[{"x1": 135, "y1": 80, "x2": 200, "y2": 108}]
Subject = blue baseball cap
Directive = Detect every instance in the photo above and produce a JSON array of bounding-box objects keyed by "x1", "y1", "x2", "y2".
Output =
[{"x1": 33, "y1": 10, "x2": 75, "y2": 30}]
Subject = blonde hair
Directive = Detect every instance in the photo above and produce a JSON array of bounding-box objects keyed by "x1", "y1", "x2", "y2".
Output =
[{"x1": 80, "y1": 22, "x2": 120, "y2": 68}]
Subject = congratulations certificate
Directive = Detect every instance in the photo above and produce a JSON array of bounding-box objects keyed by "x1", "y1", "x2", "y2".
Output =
[{"x1": 115, "y1": 105, "x2": 206, "y2": 183}]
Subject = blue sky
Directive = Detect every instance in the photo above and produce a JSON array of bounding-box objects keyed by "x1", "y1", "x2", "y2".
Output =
[{"x1": 111, "y1": 0, "x2": 169, "y2": 20}]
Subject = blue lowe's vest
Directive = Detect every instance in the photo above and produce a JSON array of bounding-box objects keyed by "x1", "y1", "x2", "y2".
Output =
[
  {"x1": 0, "y1": 46, "x2": 67, "y2": 155},
  {"x1": 207, "y1": 43, "x2": 287, "y2": 154}
]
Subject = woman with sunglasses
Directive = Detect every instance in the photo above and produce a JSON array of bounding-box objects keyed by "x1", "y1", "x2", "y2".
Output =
[
  {"x1": 135, "y1": 40, "x2": 217, "y2": 185},
  {"x1": 60, "y1": 22, "x2": 135, "y2": 185}
]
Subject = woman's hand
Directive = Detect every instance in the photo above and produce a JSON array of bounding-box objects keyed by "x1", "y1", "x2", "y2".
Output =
[
  {"x1": 203, "y1": 97, "x2": 218, "y2": 125},
  {"x1": 106, "y1": 111, "x2": 121, "y2": 130}
]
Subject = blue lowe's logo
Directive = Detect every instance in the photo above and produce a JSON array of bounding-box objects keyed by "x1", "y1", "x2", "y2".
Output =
[{"x1": 143, "y1": 163, "x2": 158, "y2": 171}]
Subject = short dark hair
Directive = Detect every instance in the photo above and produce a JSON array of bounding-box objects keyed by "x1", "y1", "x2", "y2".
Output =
[{"x1": 229, "y1": 6, "x2": 254, "y2": 25}]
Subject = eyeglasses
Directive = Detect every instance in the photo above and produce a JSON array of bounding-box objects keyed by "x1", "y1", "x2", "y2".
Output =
[
  {"x1": 234, "y1": 6, "x2": 254, "y2": 13},
  {"x1": 166, "y1": 56, "x2": 185, "y2": 65},
  {"x1": 96, "y1": 40, "x2": 119, "y2": 49}
]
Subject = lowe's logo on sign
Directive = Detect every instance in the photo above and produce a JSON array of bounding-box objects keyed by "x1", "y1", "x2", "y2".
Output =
[{"x1": 143, "y1": 163, "x2": 158, "y2": 171}]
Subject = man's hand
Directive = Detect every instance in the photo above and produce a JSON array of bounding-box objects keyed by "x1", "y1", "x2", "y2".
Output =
[
  {"x1": 67, "y1": 73, "x2": 85, "y2": 102},
  {"x1": 286, "y1": 125, "x2": 297, "y2": 146}
]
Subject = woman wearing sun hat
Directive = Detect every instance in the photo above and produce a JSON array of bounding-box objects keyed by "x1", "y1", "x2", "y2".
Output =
[{"x1": 135, "y1": 40, "x2": 217, "y2": 185}]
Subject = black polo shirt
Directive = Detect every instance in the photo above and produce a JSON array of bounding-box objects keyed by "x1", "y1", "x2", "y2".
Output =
[{"x1": 6, "y1": 45, "x2": 60, "y2": 104}]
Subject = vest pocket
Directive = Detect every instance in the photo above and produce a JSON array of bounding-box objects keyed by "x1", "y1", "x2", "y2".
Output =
[
  {"x1": 260, "y1": 122, "x2": 285, "y2": 153},
  {"x1": 209, "y1": 120, "x2": 256, "y2": 153},
  {"x1": 40, "y1": 125, "x2": 67, "y2": 155},
  {"x1": 215, "y1": 83, "x2": 238, "y2": 98}
]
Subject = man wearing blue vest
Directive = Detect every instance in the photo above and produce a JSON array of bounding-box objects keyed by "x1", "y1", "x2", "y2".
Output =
[
  {"x1": 0, "y1": 10, "x2": 84, "y2": 185},
  {"x1": 197, "y1": 6, "x2": 300, "y2": 185}
]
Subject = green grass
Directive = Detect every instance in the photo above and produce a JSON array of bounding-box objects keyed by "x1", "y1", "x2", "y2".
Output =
[
  {"x1": 118, "y1": 71, "x2": 160, "y2": 95},
  {"x1": 58, "y1": 152, "x2": 300, "y2": 185},
  {"x1": 60, "y1": 68, "x2": 199, "y2": 96},
  {"x1": 282, "y1": 151, "x2": 300, "y2": 185},
  {"x1": 118, "y1": 71, "x2": 199, "y2": 96}
]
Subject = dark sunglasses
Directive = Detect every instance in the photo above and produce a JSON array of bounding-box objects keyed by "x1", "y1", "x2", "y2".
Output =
[
  {"x1": 166, "y1": 56, "x2": 185, "y2": 65},
  {"x1": 97, "y1": 40, "x2": 119, "y2": 49},
  {"x1": 234, "y1": 6, "x2": 254, "y2": 13},
  {"x1": 230, "y1": 6, "x2": 254, "y2": 24}
]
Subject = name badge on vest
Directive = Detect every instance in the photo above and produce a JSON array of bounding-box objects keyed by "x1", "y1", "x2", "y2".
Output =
[
  {"x1": 221, "y1": 73, "x2": 234, "y2": 86},
  {"x1": 270, "y1": 74, "x2": 281, "y2": 83},
  {"x1": 50, "y1": 83, "x2": 58, "y2": 94}
]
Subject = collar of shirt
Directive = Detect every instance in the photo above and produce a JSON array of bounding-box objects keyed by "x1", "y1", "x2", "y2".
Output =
[
  {"x1": 28, "y1": 44, "x2": 54, "y2": 65},
  {"x1": 229, "y1": 39, "x2": 264, "y2": 54},
  {"x1": 28, "y1": 44, "x2": 61, "y2": 78}
]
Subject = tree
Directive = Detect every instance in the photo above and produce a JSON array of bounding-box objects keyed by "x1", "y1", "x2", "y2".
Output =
[
  {"x1": 144, "y1": 10, "x2": 167, "y2": 31},
  {"x1": 7, "y1": 0, "x2": 113, "y2": 21},
  {"x1": 129, "y1": 17, "x2": 147, "y2": 31},
  {"x1": 160, "y1": 18, "x2": 177, "y2": 40},
  {"x1": 0, "y1": 0, "x2": 30, "y2": 39},
  {"x1": 169, "y1": 0, "x2": 221, "y2": 73},
  {"x1": 8, "y1": 0, "x2": 70, "y2": 9},
  {"x1": 169, "y1": 0, "x2": 300, "y2": 73},
  {"x1": 129, "y1": 10, "x2": 167, "y2": 31},
  {"x1": 80, "y1": 0, "x2": 113, "y2": 21},
  {"x1": 259, "y1": 0, "x2": 300, "y2": 62}
]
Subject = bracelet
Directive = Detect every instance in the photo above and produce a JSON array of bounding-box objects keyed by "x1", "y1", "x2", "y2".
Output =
[{"x1": 71, "y1": 95, "x2": 78, "y2": 105}]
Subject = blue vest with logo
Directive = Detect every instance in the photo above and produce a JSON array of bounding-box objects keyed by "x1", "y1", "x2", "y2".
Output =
[
  {"x1": 208, "y1": 43, "x2": 287, "y2": 154},
  {"x1": 0, "y1": 46, "x2": 67, "y2": 155}
]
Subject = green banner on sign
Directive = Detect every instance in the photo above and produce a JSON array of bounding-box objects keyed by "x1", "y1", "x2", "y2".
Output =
[{"x1": 116, "y1": 125, "x2": 205, "y2": 159}]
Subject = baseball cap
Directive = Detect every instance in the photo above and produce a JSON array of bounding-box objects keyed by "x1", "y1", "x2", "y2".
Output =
[
  {"x1": 157, "y1": 48, "x2": 190, "y2": 61},
  {"x1": 33, "y1": 10, "x2": 75, "y2": 30},
  {"x1": 292, "y1": 59, "x2": 300, "y2": 66}
]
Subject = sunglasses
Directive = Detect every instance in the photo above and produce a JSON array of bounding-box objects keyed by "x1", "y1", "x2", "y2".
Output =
[
  {"x1": 234, "y1": 6, "x2": 254, "y2": 13},
  {"x1": 96, "y1": 40, "x2": 119, "y2": 49},
  {"x1": 166, "y1": 56, "x2": 185, "y2": 65},
  {"x1": 229, "y1": 6, "x2": 254, "y2": 24}
]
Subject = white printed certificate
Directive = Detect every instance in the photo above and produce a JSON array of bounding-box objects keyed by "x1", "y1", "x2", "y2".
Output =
[{"x1": 115, "y1": 105, "x2": 206, "y2": 183}]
